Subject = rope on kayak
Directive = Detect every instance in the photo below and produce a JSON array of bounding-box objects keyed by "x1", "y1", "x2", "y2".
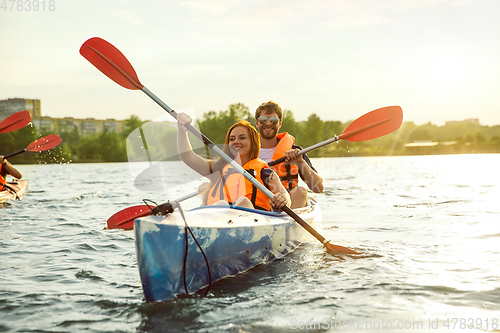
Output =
[
  {"x1": 177, "y1": 204, "x2": 212, "y2": 297},
  {"x1": 142, "y1": 198, "x2": 159, "y2": 212}
]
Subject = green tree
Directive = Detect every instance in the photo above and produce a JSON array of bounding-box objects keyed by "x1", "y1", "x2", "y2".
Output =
[
  {"x1": 300, "y1": 114, "x2": 324, "y2": 156},
  {"x1": 475, "y1": 132, "x2": 486, "y2": 143},
  {"x1": 198, "y1": 103, "x2": 251, "y2": 144},
  {"x1": 97, "y1": 128, "x2": 126, "y2": 162},
  {"x1": 322, "y1": 120, "x2": 343, "y2": 140},
  {"x1": 77, "y1": 135, "x2": 99, "y2": 161},
  {"x1": 74, "y1": 129, "x2": 126, "y2": 162},
  {"x1": 4, "y1": 126, "x2": 39, "y2": 164},
  {"x1": 228, "y1": 103, "x2": 251, "y2": 121},
  {"x1": 280, "y1": 109, "x2": 300, "y2": 139},
  {"x1": 121, "y1": 115, "x2": 145, "y2": 139},
  {"x1": 488, "y1": 135, "x2": 500, "y2": 152},
  {"x1": 409, "y1": 123, "x2": 436, "y2": 142},
  {"x1": 58, "y1": 128, "x2": 80, "y2": 158},
  {"x1": 1, "y1": 132, "x2": 17, "y2": 154}
]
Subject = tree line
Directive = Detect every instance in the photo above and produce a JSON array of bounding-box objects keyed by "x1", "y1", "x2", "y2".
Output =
[
  {"x1": 3, "y1": 103, "x2": 500, "y2": 164},
  {"x1": 197, "y1": 104, "x2": 500, "y2": 157}
]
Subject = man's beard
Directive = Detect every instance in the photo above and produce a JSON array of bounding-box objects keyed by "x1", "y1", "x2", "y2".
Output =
[{"x1": 260, "y1": 126, "x2": 278, "y2": 139}]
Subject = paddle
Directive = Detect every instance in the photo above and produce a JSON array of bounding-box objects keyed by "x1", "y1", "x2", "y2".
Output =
[
  {"x1": 0, "y1": 110, "x2": 32, "y2": 133},
  {"x1": 107, "y1": 204, "x2": 152, "y2": 230},
  {"x1": 268, "y1": 106, "x2": 403, "y2": 167},
  {"x1": 107, "y1": 191, "x2": 199, "y2": 229},
  {"x1": 80, "y1": 37, "x2": 358, "y2": 255},
  {"x1": 5, "y1": 134, "x2": 62, "y2": 159}
]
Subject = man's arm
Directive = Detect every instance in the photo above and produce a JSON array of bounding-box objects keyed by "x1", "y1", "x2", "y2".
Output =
[
  {"x1": 284, "y1": 148, "x2": 323, "y2": 193},
  {"x1": 0, "y1": 156, "x2": 23, "y2": 180}
]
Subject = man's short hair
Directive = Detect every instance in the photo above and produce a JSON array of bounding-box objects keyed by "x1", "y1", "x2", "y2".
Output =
[{"x1": 255, "y1": 101, "x2": 283, "y2": 121}]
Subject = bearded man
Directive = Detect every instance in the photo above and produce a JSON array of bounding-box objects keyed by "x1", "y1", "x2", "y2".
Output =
[{"x1": 255, "y1": 101, "x2": 323, "y2": 208}]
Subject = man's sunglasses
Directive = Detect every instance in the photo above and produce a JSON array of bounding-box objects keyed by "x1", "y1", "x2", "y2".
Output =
[{"x1": 257, "y1": 116, "x2": 280, "y2": 125}]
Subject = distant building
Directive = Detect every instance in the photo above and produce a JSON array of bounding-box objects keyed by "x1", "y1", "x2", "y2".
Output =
[
  {"x1": 35, "y1": 116, "x2": 125, "y2": 136},
  {"x1": 445, "y1": 119, "x2": 480, "y2": 126},
  {"x1": 0, "y1": 98, "x2": 41, "y2": 120},
  {"x1": 0, "y1": 98, "x2": 124, "y2": 136},
  {"x1": 404, "y1": 140, "x2": 460, "y2": 155}
]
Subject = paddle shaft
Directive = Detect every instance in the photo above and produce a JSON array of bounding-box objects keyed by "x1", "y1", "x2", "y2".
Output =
[
  {"x1": 141, "y1": 87, "x2": 332, "y2": 246},
  {"x1": 138, "y1": 126, "x2": 153, "y2": 166},
  {"x1": 268, "y1": 116, "x2": 393, "y2": 167},
  {"x1": 166, "y1": 191, "x2": 200, "y2": 212},
  {"x1": 4, "y1": 134, "x2": 62, "y2": 159},
  {"x1": 268, "y1": 136, "x2": 341, "y2": 167},
  {"x1": 5, "y1": 149, "x2": 26, "y2": 159},
  {"x1": 174, "y1": 190, "x2": 200, "y2": 203}
]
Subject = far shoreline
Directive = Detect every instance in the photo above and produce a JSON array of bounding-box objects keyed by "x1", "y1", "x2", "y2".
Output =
[{"x1": 12, "y1": 151, "x2": 500, "y2": 165}]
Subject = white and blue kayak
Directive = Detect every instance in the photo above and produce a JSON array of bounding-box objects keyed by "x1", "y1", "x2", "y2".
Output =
[{"x1": 134, "y1": 201, "x2": 322, "y2": 302}]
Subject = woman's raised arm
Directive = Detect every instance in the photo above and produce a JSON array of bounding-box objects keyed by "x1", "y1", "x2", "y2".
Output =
[{"x1": 176, "y1": 113, "x2": 215, "y2": 177}]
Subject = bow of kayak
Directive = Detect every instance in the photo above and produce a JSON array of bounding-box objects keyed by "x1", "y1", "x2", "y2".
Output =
[
  {"x1": 134, "y1": 201, "x2": 322, "y2": 302},
  {"x1": 0, "y1": 180, "x2": 27, "y2": 204}
]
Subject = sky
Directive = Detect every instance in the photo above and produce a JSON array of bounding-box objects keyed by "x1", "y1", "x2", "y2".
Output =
[{"x1": 1, "y1": 0, "x2": 500, "y2": 126}]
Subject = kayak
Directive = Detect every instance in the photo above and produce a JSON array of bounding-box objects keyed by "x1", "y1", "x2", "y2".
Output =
[
  {"x1": 0, "y1": 180, "x2": 27, "y2": 204},
  {"x1": 135, "y1": 202, "x2": 322, "y2": 302},
  {"x1": 134, "y1": 201, "x2": 322, "y2": 302}
]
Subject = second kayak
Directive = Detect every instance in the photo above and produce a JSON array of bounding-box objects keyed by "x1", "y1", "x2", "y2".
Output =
[{"x1": 0, "y1": 180, "x2": 27, "y2": 204}]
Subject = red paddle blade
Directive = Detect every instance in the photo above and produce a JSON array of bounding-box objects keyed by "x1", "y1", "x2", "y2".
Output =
[
  {"x1": 107, "y1": 205, "x2": 153, "y2": 229},
  {"x1": 26, "y1": 134, "x2": 62, "y2": 152},
  {"x1": 0, "y1": 110, "x2": 32, "y2": 133},
  {"x1": 325, "y1": 242, "x2": 360, "y2": 255},
  {"x1": 340, "y1": 106, "x2": 403, "y2": 142},
  {"x1": 80, "y1": 37, "x2": 144, "y2": 90}
]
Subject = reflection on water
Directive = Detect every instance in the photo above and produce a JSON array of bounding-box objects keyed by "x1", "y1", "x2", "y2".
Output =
[
  {"x1": 313, "y1": 154, "x2": 500, "y2": 326},
  {"x1": 1, "y1": 154, "x2": 499, "y2": 332}
]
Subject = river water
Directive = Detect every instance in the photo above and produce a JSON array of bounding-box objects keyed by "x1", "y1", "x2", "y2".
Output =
[{"x1": 1, "y1": 154, "x2": 499, "y2": 332}]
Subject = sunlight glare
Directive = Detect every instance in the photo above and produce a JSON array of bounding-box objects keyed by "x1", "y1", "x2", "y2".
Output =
[{"x1": 435, "y1": 56, "x2": 464, "y2": 87}]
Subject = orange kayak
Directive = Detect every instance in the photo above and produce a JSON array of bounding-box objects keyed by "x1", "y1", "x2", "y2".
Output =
[{"x1": 0, "y1": 180, "x2": 27, "y2": 204}]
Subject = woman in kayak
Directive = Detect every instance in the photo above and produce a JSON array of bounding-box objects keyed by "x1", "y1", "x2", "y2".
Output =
[
  {"x1": 177, "y1": 113, "x2": 291, "y2": 211},
  {"x1": 0, "y1": 155, "x2": 23, "y2": 191}
]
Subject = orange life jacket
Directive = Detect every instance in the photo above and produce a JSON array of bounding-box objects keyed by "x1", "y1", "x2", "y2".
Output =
[
  {"x1": 270, "y1": 132, "x2": 299, "y2": 191},
  {"x1": 206, "y1": 158, "x2": 271, "y2": 211},
  {"x1": 0, "y1": 164, "x2": 5, "y2": 191}
]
